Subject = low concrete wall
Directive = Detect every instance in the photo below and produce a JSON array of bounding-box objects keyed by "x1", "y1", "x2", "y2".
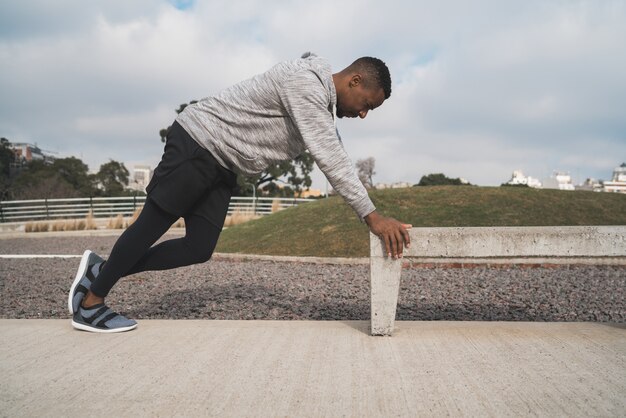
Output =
[
  {"x1": 371, "y1": 225, "x2": 626, "y2": 258},
  {"x1": 370, "y1": 226, "x2": 626, "y2": 336}
]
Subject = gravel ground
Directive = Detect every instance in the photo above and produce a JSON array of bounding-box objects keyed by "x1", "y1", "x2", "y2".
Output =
[{"x1": 1, "y1": 235, "x2": 624, "y2": 321}]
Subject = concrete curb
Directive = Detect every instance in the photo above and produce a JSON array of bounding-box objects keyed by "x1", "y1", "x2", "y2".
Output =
[
  {"x1": 212, "y1": 252, "x2": 370, "y2": 265},
  {"x1": 212, "y1": 253, "x2": 626, "y2": 266}
]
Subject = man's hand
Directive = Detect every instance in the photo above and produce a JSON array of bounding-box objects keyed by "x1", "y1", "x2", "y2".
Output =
[{"x1": 364, "y1": 211, "x2": 412, "y2": 259}]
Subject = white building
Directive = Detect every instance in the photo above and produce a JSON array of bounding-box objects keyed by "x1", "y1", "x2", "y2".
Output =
[
  {"x1": 603, "y1": 163, "x2": 626, "y2": 194},
  {"x1": 374, "y1": 182, "x2": 412, "y2": 189},
  {"x1": 126, "y1": 165, "x2": 153, "y2": 192},
  {"x1": 506, "y1": 170, "x2": 542, "y2": 188},
  {"x1": 575, "y1": 178, "x2": 603, "y2": 192},
  {"x1": 543, "y1": 171, "x2": 575, "y2": 191}
]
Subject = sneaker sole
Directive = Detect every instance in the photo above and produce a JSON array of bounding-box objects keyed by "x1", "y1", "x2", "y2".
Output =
[
  {"x1": 71, "y1": 319, "x2": 138, "y2": 334},
  {"x1": 68, "y1": 250, "x2": 92, "y2": 315}
]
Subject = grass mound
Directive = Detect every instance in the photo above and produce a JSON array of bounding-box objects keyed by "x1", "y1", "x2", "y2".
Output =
[{"x1": 215, "y1": 186, "x2": 626, "y2": 258}]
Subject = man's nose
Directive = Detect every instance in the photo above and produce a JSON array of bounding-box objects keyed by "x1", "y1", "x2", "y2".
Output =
[{"x1": 359, "y1": 109, "x2": 368, "y2": 119}]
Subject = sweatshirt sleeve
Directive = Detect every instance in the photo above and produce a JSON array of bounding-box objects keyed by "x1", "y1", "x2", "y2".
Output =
[{"x1": 278, "y1": 70, "x2": 376, "y2": 221}]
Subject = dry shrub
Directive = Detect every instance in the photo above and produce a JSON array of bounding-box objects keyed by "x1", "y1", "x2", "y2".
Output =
[
  {"x1": 127, "y1": 207, "x2": 143, "y2": 227},
  {"x1": 24, "y1": 212, "x2": 98, "y2": 233},
  {"x1": 107, "y1": 214, "x2": 124, "y2": 229},
  {"x1": 64, "y1": 220, "x2": 77, "y2": 231},
  {"x1": 271, "y1": 199, "x2": 281, "y2": 213},
  {"x1": 224, "y1": 210, "x2": 261, "y2": 227},
  {"x1": 85, "y1": 211, "x2": 97, "y2": 230},
  {"x1": 51, "y1": 219, "x2": 65, "y2": 231}
]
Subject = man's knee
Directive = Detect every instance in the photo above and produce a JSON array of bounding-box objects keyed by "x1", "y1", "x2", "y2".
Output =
[
  {"x1": 183, "y1": 215, "x2": 221, "y2": 264},
  {"x1": 193, "y1": 247, "x2": 214, "y2": 264},
  {"x1": 182, "y1": 237, "x2": 216, "y2": 264}
]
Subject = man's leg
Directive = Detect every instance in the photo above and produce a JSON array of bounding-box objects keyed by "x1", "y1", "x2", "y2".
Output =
[
  {"x1": 85, "y1": 197, "x2": 179, "y2": 304},
  {"x1": 123, "y1": 214, "x2": 221, "y2": 275},
  {"x1": 83, "y1": 200, "x2": 223, "y2": 306}
]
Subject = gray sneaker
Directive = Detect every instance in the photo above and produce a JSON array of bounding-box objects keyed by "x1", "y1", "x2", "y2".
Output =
[
  {"x1": 68, "y1": 250, "x2": 105, "y2": 315},
  {"x1": 72, "y1": 303, "x2": 138, "y2": 333}
]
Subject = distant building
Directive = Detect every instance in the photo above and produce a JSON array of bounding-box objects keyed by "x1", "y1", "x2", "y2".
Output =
[
  {"x1": 297, "y1": 188, "x2": 322, "y2": 198},
  {"x1": 575, "y1": 178, "x2": 603, "y2": 192},
  {"x1": 126, "y1": 165, "x2": 153, "y2": 192},
  {"x1": 506, "y1": 170, "x2": 542, "y2": 188},
  {"x1": 374, "y1": 182, "x2": 412, "y2": 189},
  {"x1": 9, "y1": 142, "x2": 56, "y2": 164},
  {"x1": 603, "y1": 163, "x2": 626, "y2": 194},
  {"x1": 543, "y1": 171, "x2": 575, "y2": 191},
  {"x1": 7, "y1": 142, "x2": 56, "y2": 177}
]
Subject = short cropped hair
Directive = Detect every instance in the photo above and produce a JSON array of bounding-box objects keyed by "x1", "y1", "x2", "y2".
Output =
[{"x1": 350, "y1": 57, "x2": 392, "y2": 99}]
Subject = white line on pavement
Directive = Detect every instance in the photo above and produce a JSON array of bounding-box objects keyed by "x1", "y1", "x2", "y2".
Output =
[{"x1": 0, "y1": 254, "x2": 84, "y2": 258}]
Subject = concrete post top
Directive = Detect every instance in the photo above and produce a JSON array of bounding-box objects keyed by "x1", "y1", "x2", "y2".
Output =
[{"x1": 370, "y1": 225, "x2": 626, "y2": 258}]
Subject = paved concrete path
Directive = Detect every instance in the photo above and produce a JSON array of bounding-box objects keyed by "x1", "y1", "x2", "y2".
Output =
[{"x1": 1, "y1": 320, "x2": 624, "y2": 417}]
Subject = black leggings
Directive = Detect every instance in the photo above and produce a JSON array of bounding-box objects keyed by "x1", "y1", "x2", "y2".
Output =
[{"x1": 90, "y1": 198, "x2": 221, "y2": 298}]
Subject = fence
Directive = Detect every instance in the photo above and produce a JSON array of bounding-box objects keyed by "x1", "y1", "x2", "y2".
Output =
[{"x1": 0, "y1": 196, "x2": 313, "y2": 223}]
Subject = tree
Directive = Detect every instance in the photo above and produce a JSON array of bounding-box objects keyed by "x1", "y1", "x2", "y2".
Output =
[
  {"x1": 416, "y1": 173, "x2": 470, "y2": 186},
  {"x1": 10, "y1": 160, "x2": 80, "y2": 199},
  {"x1": 8, "y1": 156, "x2": 106, "y2": 199},
  {"x1": 160, "y1": 101, "x2": 198, "y2": 143},
  {"x1": 238, "y1": 151, "x2": 315, "y2": 196},
  {"x1": 160, "y1": 102, "x2": 315, "y2": 197},
  {"x1": 0, "y1": 137, "x2": 15, "y2": 200},
  {"x1": 356, "y1": 157, "x2": 376, "y2": 189},
  {"x1": 96, "y1": 160, "x2": 129, "y2": 196},
  {"x1": 0, "y1": 138, "x2": 13, "y2": 177},
  {"x1": 51, "y1": 157, "x2": 95, "y2": 196}
]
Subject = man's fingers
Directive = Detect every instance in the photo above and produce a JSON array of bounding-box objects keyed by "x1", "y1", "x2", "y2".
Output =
[
  {"x1": 383, "y1": 234, "x2": 392, "y2": 257},
  {"x1": 394, "y1": 230, "x2": 404, "y2": 257},
  {"x1": 375, "y1": 219, "x2": 414, "y2": 258},
  {"x1": 390, "y1": 232, "x2": 399, "y2": 258},
  {"x1": 402, "y1": 227, "x2": 411, "y2": 248}
]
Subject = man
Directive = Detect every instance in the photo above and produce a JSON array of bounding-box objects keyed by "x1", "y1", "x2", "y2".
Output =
[{"x1": 68, "y1": 52, "x2": 411, "y2": 333}]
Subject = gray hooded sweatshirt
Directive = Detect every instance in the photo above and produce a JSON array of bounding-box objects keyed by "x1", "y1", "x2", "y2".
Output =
[{"x1": 176, "y1": 52, "x2": 376, "y2": 220}]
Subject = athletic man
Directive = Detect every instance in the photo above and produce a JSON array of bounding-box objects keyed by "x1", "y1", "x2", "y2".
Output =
[{"x1": 69, "y1": 52, "x2": 411, "y2": 333}]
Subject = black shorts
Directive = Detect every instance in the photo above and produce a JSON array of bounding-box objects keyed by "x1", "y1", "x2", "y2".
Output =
[{"x1": 145, "y1": 121, "x2": 237, "y2": 229}]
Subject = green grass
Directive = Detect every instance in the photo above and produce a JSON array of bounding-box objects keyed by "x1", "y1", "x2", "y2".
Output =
[{"x1": 215, "y1": 186, "x2": 626, "y2": 258}]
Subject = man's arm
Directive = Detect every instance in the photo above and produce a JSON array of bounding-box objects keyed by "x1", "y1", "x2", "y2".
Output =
[
  {"x1": 279, "y1": 70, "x2": 375, "y2": 220},
  {"x1": 280, "y1": 71, "x2": 411, "y2": 257},
  {"x1": 365, "y1": 210, "x2": 412, "y2": 259}
]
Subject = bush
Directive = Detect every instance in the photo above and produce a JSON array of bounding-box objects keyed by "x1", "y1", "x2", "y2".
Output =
[{"x1": 416, "y1": 173, "x2": 470, "y2": 186}]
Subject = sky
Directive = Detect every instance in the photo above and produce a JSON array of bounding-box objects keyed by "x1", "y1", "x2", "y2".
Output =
[{"x1": 1, "y1": 0, "x2": 625, "y2": 190}]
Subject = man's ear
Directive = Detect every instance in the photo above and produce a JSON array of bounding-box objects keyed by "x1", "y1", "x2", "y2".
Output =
[{"x1": 349, "y1": 74, "x2": 362, "y2": 88}]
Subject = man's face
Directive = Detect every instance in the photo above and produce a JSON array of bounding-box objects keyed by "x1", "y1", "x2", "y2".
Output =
[{"x1": 336, "y1": 76, "x2": 386, "y2": 119}]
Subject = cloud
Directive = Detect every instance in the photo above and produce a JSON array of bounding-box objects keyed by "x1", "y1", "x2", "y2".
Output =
[{"x1": 1, "y1": 0, "x2": 624, "y2": 189}]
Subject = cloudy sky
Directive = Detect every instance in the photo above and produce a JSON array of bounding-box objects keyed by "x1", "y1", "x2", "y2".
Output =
[{"x1": 1, "y1": 0, "x2": 625, "y2": 190}]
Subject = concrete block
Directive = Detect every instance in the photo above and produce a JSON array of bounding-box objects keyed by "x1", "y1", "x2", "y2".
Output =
[
  {"x1": 370, "y1": 226, "x2": 626, "y2": 336},
  {"x1": 370, "y1": 251, "x2": 402, "y2": 336},
  {"x1": 370, "y1": 226, "x2": 626, "y2": 259}
]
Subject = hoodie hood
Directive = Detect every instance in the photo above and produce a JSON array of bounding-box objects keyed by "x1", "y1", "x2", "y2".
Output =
[{"x1": 300, "y1": 52, "x2": 337, "y2": 112}]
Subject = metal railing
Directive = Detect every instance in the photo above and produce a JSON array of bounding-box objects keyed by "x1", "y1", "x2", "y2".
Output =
[{"x1": 0, "y1": 196, "x2": 313, "y2": 223}]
